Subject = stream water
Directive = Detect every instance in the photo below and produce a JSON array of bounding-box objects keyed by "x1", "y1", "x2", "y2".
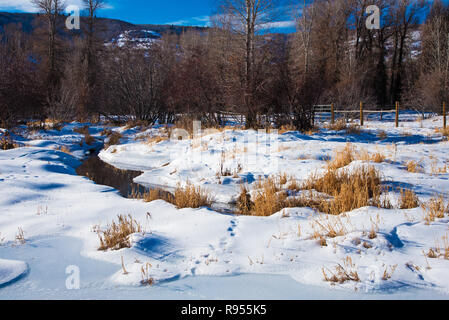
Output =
[
  {"x1": 76, "y1": 155, "x2": 147, "y2": 198},
  {"x1": 76, "y1": 155, "x2": 235, "y2": 213}
]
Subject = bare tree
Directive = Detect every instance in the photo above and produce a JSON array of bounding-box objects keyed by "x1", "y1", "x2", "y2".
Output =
[
  {"x1": 31, "y1": 0, "x2": 66, "y2": 88},
  {"x1": 216, "y1": 0, "x2": 282, "y2": 128}
]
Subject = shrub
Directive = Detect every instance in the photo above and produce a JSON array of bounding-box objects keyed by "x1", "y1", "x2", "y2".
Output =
[{"x1": 98, "y1": 214, "x2": 142, "y2": 251}]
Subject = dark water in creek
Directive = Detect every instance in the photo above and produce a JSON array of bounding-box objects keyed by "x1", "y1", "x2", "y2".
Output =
[
  {"x1": 76, "y1": 154, "x2": 235, "y2": 213},
  {"x1": 76, "y1": 155, "x2": 148, "y2": 198}
]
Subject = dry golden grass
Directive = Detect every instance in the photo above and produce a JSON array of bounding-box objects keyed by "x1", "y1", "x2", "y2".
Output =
[
  {"x1": 327, "y1": 143, "x2": 356, "y2": 170},
  {"x1": 56, "y1": 145, "x2": 71, "y2": 154},
  {"x1": 97, "y1": 214, "x2": 142, "y2": 251},
  {"x1": 422, "y1": 195, "x2": 448, "y2": 224},
  {"x1": 279, "y1": 172, "x2": 288, "y2": 186},
  {"x1": 345, "y1": 124, "x2": 362, "y2": 135},
  {"x1": 140, "y1": 262, "x2": 155, "y2": 286},
  {"x1": 1, "y1": 133, "x2": 18, "y2": 150},
  {"x1": 278, "y1": 124, "x2": 297, "y2": 134},
  {"x1": 236, "y1": 186, "x2": 253, "y2": 215},
  {"x1": 252, "y1": 177, "x2": 286, "y2": 217},
  {"x1": 173, "y1": 183, "x2": 212, "y2": 209},
  {"x1": 382, "y1": 265, "x2": 398, "y2": 281},
  {"x1": 399, "y1": 189, "x2": 420, "y2": 209},
  {"x1": 322, "y1": 257, "x2": 360, "y2": 284},
  {"x1": 426, "y1": 234, "x2": 449, "y2": 260},
  {"x1": 142, "y1": 189, "x2": 175, "y2": 204},
  {"x1": 147, "y1": 136, "x2": 168, "y2": 146},
  {"x1": 436, "y1": 127, "x2": 449, "y2": 137},
  {"x1": 287, "y1": 178, "x2": 300, "y2": 192},
  {"x1": 358, "y1": 150, "x2": 385, "y2": 163},
  {"x1": 140, "y1": 184, "x2": 211, "y2": 209},
  {"x1": 15, "y1": 227, "x2": 26, "y2": 245},
  {"x1": 311, "y1": 214, "x2": 349, "y2": 240},
  {"x1": 303, "y1": 166, "x2": 383, "y2": 215},
  {"x1": 325, "y1": 120, "x2": 347, "y2": 131},
  {"x1": 125, "y1": 120, "x2": 150, "y2": 130},
  {"x1": 405, "y1": 160, "x2": 424, "y2": 173}
]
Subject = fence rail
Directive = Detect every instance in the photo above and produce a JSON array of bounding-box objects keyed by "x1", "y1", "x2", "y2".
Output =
[{"x1": 312, "y1": 102, "x2": 447, "y2": 128}]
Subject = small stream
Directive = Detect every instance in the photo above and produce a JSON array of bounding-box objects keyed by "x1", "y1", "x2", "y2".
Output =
[
  {"x1": 76, "y1": 154, "x2": 235, "y2": 213},
  {"x1": 76, "y1": 155, "x2": 148, "y2": 198}
]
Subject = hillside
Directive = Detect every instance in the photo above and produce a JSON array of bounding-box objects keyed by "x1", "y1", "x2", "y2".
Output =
[{"x1": 0, "y1": 11, "x2": 208, "y2": 42}]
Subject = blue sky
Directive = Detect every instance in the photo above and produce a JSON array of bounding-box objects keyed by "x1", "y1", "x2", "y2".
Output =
[
  {"x1": 0, "y1": 0, "x2": 218, "y2": 26},
  {"x1": 1, "y1": 0, "x2": 449, "y2": 28},
  {"x1": 99, "y1": 0, "x2": 216, "y2": 25}
]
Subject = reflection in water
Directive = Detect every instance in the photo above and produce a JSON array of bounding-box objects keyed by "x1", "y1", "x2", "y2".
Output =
[
  {"x1": 76, "y1": 155, "x2": 235, "y2": 214},
  {"x1": 76, "y1": 156, "x2": 147, "y2": 197}
]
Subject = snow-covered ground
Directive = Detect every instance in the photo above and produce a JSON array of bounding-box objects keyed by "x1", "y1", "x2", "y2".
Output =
[{"x1": 1, "y1": 114, "x2": 449, "y2": 299}]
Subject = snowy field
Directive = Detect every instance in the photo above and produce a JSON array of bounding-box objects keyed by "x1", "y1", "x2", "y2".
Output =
[{"x1": 1, "y1": 113, "x2": 449, "y2": 300}]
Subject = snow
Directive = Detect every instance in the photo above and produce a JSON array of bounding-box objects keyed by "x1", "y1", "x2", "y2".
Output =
[
  {"x1": 0, "y1": 259, "x2": 28, "y2": 287},
  {"x1": 1, "y1": 115, "x2": 449, "y2": 299}
]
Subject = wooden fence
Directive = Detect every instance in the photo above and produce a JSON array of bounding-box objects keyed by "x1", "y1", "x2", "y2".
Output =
[{"x1": 313, "y1": 102, "x2": 447, "y2": 129}]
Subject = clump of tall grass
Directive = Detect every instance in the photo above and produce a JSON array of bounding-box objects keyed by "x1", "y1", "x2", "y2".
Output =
[
  {"x1": 325, "y1": 120, "x2": 347, "y2": 131},
  {"x1": 303, "y1": 166, "x2": 383, "y2": 215},
  {"x1": 173, "y1": 183, "x2": 212, "y2": 209},
  {"x1": 358, "y1": 149, "x2": 385, "y2": 163},
  {"x1": 97, "y1": 214, "x2": 142, "y2": 251},
  {"x1": 240, "y1": 165, "x2": 384, "y2": 217},
  {"x1": 327, "y1": 143, "x2": 356, "y2": 170},
  {"x1": 422, "y1": 195, "x2": 448, "y2": 224},
  {"x1": 0, "y1": 132, "x2": 17, "y2": 150},
  {"x1": 236, "y1": 186, "x2": 253, "y2": 215},
  {"x1": 252, "y1": 177, "x2": 287, "y2": 217},
  {"x1": 425, "y1": 234, "x2": 449, "y2": 260},
  {"x1": 142, "y1": 189, "x2": 175, "y2": 204},
  {"x1": 140, "y1": 183, "x2": 211, "y2": 209},
  {"x1": 399, "y1": 189, "x2": 420, "y2": 209},
  {"x1": 322, "y1": 257, "x2": 360, "y2": 284},
  {"x1": 405, "y1": 160, "x2": 424, "y2": 173}
]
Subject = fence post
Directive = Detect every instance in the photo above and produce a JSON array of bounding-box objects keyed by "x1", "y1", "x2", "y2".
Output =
[
  {"x1": 360, "y1": 102, "x2": 364, "y2": 126},
  {"x1": 444, "y1": 102, "x2": 446, "y2": 130},
  {"x1": 395, "y1": 101, "x2": 399, "y2": 128},
  {"x1": 331, "y1": 103, "x2": 335, "y2": 124}
]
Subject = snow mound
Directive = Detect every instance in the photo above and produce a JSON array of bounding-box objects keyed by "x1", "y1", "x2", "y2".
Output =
[{"x1": 0, "y1": 259, "x2": 28, "y2": 287}]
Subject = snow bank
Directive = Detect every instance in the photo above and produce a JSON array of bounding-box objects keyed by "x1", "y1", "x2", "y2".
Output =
[{"x1": 0, "y1": 259, "x2": 28, "y2": 287}]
